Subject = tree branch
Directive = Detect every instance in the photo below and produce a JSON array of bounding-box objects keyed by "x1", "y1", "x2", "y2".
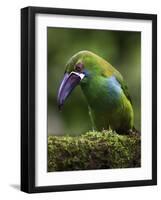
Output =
[{"x1": 48, "y1": 131, "x2": 140, "y2": 172}]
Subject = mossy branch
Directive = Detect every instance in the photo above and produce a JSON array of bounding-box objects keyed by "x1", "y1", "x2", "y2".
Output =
[{"x1": 48, "y1": 131, "x2": 140, "y2": 172}]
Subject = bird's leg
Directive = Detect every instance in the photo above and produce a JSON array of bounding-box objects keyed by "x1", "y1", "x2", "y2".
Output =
[{"x1": 88, "y1": 106, "x2": 96, "y2": 131}]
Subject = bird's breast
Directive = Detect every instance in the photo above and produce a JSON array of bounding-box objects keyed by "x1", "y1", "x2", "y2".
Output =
[{"x1": 81, "y1": 76, "x2": 123, "y2": 112}]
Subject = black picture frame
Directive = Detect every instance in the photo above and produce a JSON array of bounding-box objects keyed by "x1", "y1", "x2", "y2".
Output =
[{"x1": 21, "y1": 6, "x2": 157, "y2": 193}]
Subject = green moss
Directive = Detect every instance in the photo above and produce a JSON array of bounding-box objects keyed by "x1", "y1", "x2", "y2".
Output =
[{"x1": 48, "y1": 130, "x2": 140, "y2": 172}]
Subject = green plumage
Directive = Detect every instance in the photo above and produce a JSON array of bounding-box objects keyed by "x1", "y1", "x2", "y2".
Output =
[{"x1": 62, "y1": 50, "x2": 134, "y2": 134}]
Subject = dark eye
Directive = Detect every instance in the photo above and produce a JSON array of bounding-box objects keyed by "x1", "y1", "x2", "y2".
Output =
[{"x1": 75, "y1": 62, "x2": 84, "y2": 72}]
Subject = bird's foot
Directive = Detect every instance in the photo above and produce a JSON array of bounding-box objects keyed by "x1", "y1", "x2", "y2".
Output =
[{"x1": 127, "y1": 128, "x2": 140, "y2": 136}]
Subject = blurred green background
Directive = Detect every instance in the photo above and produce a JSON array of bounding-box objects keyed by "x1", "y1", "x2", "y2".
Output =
[{"x1": 47, "y1": 28, "x2": 141, "y2": 135}]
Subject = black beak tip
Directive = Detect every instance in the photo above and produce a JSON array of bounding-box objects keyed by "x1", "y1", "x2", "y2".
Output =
[{"x1": 58, "y1": 103, "x2": 63, "y2": 111}]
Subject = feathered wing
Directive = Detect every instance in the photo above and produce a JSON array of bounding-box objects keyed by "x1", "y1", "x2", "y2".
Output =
[
  {"x1": 114, "y1": 73, "x2": 132, "y2": 104},
  {"x1": 101, "y1": 60, "x2": 132, "y2": 104}
]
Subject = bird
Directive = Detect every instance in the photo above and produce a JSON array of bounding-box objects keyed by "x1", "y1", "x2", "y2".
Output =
[{"x1": 57, "y1": 50, "x2": 134, "y2": 134}]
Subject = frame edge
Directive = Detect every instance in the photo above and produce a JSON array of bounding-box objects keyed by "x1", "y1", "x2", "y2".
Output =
[
  {"x1": 21, "y1": 7, "x2": 30, "y2": 193},
  {"x1": 21, "y1": 7, "x2": 36, "y2": 193}
]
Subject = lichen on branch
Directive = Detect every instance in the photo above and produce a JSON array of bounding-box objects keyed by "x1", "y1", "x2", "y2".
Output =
[{"x1": 48, "y1": 130, "x2": 140, "y2": 172}]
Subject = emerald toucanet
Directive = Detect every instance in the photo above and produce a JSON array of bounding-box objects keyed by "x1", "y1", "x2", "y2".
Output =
[{"x1": 57, "y1": 50, "x2": 134, "y2": 134}]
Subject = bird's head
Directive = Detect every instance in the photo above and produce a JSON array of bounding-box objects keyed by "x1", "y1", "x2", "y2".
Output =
[{"x1": 57, "y1": 50, "x2": 104, "y2": 110}]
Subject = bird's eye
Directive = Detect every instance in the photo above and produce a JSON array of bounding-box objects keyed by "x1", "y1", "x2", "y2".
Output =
[{"x1": 75, "y1": 62, "x2": 84, "y2": 72}]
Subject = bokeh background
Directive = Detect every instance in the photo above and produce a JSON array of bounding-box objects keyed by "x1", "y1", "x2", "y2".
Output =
[{"x1": 47, "y1": 27, "x2": 141, "y2": 136}]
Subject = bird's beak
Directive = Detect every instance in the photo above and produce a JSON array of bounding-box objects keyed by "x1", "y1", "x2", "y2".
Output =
[{"x1": 57, "y1": 72, "x2": 85, "y2": 110}]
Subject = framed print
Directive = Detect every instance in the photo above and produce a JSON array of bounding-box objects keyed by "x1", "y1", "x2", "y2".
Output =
[{"x1": 21, "y1": 6, "x2": 157, "y2": 193}]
